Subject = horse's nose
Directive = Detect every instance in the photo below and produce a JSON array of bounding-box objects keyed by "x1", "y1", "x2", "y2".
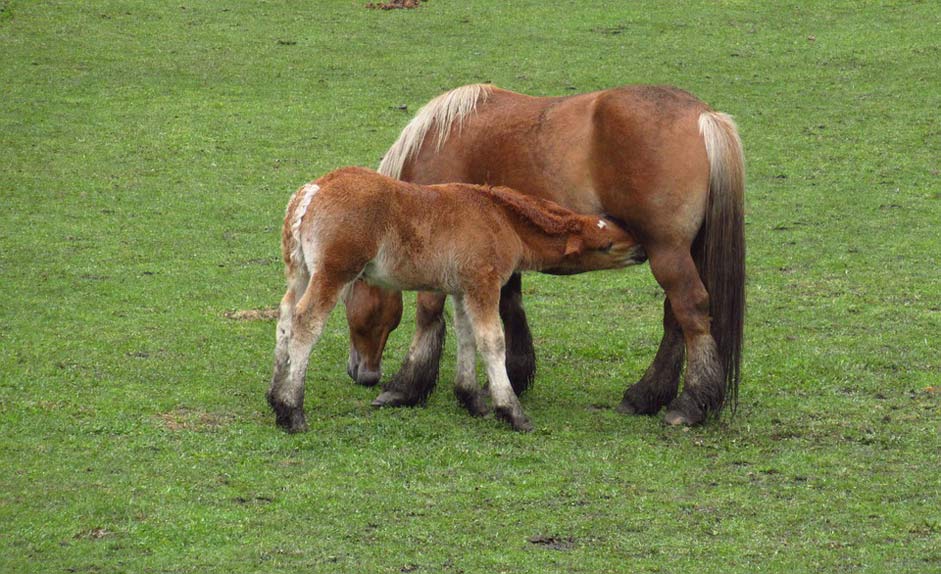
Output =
[{"x1": 356, "y1": 368, "x2": 381, "y2": 387}]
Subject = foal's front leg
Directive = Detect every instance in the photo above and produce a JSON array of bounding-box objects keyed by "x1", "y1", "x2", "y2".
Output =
[
  {"x1": 463, "y1": 290, "x2": 532, "y2": 432},
  {"x1": 451, "y1": 294, "x2": 488, "y2": 417}
]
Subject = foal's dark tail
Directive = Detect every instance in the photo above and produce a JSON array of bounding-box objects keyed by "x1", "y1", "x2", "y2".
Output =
[{"x1": 696, "y1": 111, "x2": 746, "y2": 414}]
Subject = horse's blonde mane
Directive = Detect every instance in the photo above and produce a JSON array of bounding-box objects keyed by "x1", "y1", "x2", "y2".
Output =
[{"x1": 378, "y1": 84, "x2": 493, "y2": 179}]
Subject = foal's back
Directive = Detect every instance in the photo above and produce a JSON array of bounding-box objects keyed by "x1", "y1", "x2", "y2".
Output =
[{"x1": 302, "y1": 168, "x2": 523, "y2": 292}]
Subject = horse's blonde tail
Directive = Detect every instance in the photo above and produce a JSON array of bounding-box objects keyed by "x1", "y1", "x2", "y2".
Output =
[
  {"x1": 378, "y1": 84, "x2": 493, "y2": 179},
  {"x1": 697, "y1": 111, "x2": 745, "y2": 413},
  {"x1": 281, "y1": 182, "x2": 320, "y2": 276}
]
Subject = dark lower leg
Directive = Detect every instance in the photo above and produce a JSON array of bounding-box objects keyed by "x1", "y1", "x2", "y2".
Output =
[
  {"x1": 617, "y1": 299, "x2": 684, "y2": 415},
  {"x1": 664, "y1": 336, "x2": 725, "y2": 426},
  {"x1": 499, "y1": 273, "x2": 536, "y2": 395},
  {"x1": 373, "y1": 292, "x2": 446, "y2": 407},
  {"x1": 641, "y1": 247, "x2": 725, "y2": 426}
]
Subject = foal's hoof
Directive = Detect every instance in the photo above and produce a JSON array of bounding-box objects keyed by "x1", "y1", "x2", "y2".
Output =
[
  {"x1": 371, "y1": 390, "x2": 410, "y2": 408},
  {"x1": 268, "y1": 393, "x2": 308, "y2": 433},
  {"x1": 284, "y1": 414, "x2": 309, "y2": 433},
  {"x1": 663, "y1": 396, "x2": 705, "y2": 427},
  {"x1": 494, "y1": 406, "x2": 533, "y2": 432},
  {"x1": 454, "y1": 387, "x2": 490, "y2": 417},
  {"x1": 274, "y1": 406, "x2": 308, "y2": 433}
]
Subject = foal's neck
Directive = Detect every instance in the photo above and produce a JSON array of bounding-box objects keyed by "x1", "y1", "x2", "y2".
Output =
[{"x1": 465, "y1": 185, "x2": 587, "y2": 271}]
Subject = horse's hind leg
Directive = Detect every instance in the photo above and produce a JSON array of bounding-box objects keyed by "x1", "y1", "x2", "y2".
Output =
[
  {"x1": 268, "y1": 271, "x2": 345, "y2": 433},
  {"x1": 451, "y1": 294, "x2": 488, "y2": 416},
  {"x1": 372, "y1": 291, "x2": 447, "y2": 407},
  {"x1": 643, "y1": 246, "x2": 725, "y2": 426},
  {"x1": 499, "y1": 273, "x2": 536, "y2": 395},
  {"x1": 617, "y1": 298, "x2": 684, "y2": 415}
]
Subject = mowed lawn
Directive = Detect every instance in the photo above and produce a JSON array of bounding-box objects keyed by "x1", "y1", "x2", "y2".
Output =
[{"x1": 1, "y1": 1, "x2": 939, "y2": 572}]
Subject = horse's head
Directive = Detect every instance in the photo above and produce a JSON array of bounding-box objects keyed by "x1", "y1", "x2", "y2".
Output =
[
  {"x1": 344, "y1": 280, "x2": 403, "y2": 386},
  {"x1": 543, "y1": 215, "x2": 646, "y2": 275}
]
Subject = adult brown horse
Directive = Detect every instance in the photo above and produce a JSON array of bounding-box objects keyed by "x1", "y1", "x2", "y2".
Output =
[{"x1": 345, "y1": 84, "x2": 745, "y2": 425}]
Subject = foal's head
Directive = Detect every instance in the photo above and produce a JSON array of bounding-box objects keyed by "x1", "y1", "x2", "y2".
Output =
[{"x1": 544, "y1": 216, "x2": 646, "y2": 275}]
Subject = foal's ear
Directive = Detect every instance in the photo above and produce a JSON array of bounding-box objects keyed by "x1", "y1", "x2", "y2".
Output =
[{"x1": 564, "y1": 235, "x2": 583, "y2": 256}]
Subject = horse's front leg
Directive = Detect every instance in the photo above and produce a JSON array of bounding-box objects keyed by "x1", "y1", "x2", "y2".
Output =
[
  {"x1": 465, "y1": 289, "x2": 532, "y2": 432},
  {"x1": 499, "y1": 273, "x2": 537, "y2": 395},
  {"x1": 372, "y1": 291, "x2": 447, "y2": 407},
  {"x1": 451, "y1": 294, "x2": 488, "y2": 416},
  {"x1": 617, "y1": 298, "x2": 684, "y2": 415}
]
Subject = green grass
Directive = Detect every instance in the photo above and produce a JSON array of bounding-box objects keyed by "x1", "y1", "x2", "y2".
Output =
[{"x1": 2, "y1": 1, "x2": 940, "y2": 572}]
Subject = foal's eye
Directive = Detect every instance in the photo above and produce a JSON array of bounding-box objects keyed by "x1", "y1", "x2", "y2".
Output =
[{"x1": 601, "y1": 242, "x2": 614, "y2": 252}]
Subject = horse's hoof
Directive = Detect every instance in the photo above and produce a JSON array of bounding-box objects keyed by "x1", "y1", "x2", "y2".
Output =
[
  {"x1": 494, "y1": 406, "x2": 533, "y2": 432},
  {"x1": 354, "y1": 368, "x2": 381, "y2": 387},
  {"x1": 454, "y1": 387, "x2": 489, "y2": 417},
  {"x1": 664, "y1": 393, "x2": 707, "y2": 426},
  {"x1": 663, "y1": 410, "x2": 693, "y2": 426},
  {"x1": 616, "y1": 398, "x2": 640, "y2": 415},
  {"x1": 371, "y1": 390, "x2": 409, "y2": 408},
  {"x1": 617, "y1": 383, "x2": 673, "y2": 415},
  {"x1": 663, "y1": 402, "x2": 705, "y2": 427}
]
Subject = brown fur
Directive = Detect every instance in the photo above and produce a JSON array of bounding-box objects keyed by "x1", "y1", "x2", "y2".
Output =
[
  {"x1": 354, "y1": 84, "x2": 746, "y2": 424},
  {"x1": 268, "y1": 168, "x2": 645, "y2": 432}
]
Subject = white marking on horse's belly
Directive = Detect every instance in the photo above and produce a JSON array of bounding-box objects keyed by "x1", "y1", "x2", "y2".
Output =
[{"x1": 597, "y1": 219, "x2": 607, "y2": 229}]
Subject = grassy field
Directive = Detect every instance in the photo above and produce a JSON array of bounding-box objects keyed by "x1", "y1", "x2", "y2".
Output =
[{"x1": 2, "y1": 1, "x2": 939, "y2": 572}]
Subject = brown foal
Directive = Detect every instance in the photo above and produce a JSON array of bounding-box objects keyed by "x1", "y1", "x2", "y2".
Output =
[{"x1": 267, "y1": 167, "x2": 646, "y2": 432}]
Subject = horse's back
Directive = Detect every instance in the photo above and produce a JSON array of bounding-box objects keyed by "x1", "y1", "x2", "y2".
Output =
[{"x1": 404, "y1": 85, "x2": 712, "y2": 244}]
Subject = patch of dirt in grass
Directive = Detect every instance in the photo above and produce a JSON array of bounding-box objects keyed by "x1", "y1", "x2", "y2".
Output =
[
  {"x1": 233, "y1": 495, "x2": 275, "y2": 505},
  {"x1": 0, "y1": 1, "x2": 13, "y2": 24},
  {"x1": 527, "y1": 534, "x2": 576, "y2": 550},
  {"x1": 74, "y1": 527, "x2": 113, "y2": 540},
  {"x1": 224, "y1": 308, "x2": 278, "y2": 321},
  {"x1": 366, "y1": 0, "x2": 424, "y2": 9},
  {"x1": 156, "y1": 407, "x2": 232, "y2": 432}
]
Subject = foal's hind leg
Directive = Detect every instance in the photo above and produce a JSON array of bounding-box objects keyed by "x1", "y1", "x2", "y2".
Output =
[
  {"x1": 451, "y1": 294, "x2": 488, "y2": 417},
  {"x1": 499, "y1": 273, "x2": 537, "y2": 395},
  {"x1": 268, "y1": 272, "x2": 345, "y2": 433},
  {"x1": 617, "y1": 298, "x2": 684, "y2": 415},
  {"x1": 643, "y1": 247, "x2": 725, "y2": 426},
  {"x1": 464, "y1": 290, "x2": 532, "y2": 432}
]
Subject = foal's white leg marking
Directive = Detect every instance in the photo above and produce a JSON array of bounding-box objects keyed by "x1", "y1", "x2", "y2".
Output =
[
  {"x1": 270, "y1": 262, "x2": 311, "y2": 398},
  {"x1": 451, "y1": 295, "x2": 478, "y2": 394},
  {"x1": 277, "y1": 272, "x2": 343, "y2": 413},
  {"x1": 463, "y1": 300, "x2": 518, "y2": 412}
]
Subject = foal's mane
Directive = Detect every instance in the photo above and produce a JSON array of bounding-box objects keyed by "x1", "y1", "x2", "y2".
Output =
[{"x1": 474, "y1": 185, "x2": 583, "y2": 236}]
